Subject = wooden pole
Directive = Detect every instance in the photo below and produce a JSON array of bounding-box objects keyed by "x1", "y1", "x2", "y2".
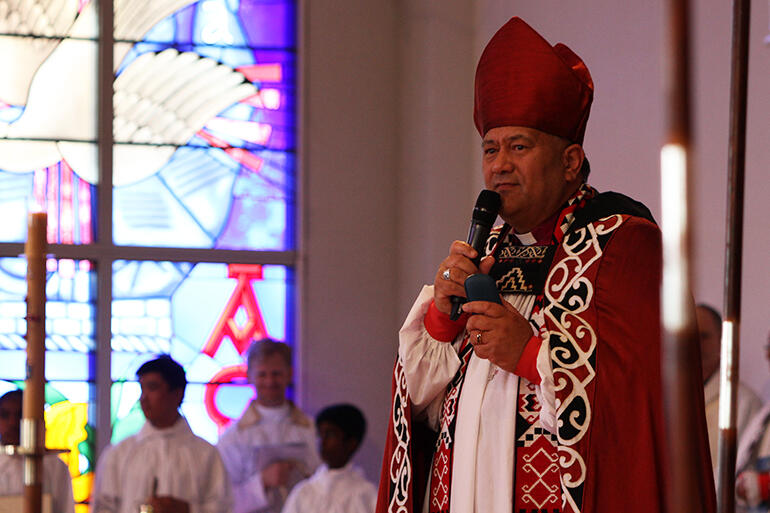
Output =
[
  {"x1": 716, "y1": 1, "x2": 751, "y2": 512},
  {"x1": 660, "y1": 0, "x2": 706, "y2": 511},
  {"x1": 95, "y1": 0, "x2": 115, "y2": 459},
  {"x1": 23, "y1": 212, "x2": 47, "y2": 513}
]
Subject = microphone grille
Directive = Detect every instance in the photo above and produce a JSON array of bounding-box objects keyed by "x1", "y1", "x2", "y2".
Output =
[{"x1": 472, "y1": 189, "x2": 501, "y2": 225}]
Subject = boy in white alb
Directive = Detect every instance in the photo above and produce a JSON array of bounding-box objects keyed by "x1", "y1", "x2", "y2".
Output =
[{"x1": 282, "y1": 404, "x2": 376, "y2": 513}]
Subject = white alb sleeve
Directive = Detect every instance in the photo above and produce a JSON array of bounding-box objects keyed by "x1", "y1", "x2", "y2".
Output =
[
  {"x1": 398, "y1": 285, "x2": 462, "y2": 426},
  {"x1": 535, "y1": 336, "x2": 557, "y2": 434}
]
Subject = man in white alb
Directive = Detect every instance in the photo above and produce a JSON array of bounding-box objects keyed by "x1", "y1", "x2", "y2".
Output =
[
  {"x1": 91, "y1": 355, "x2": 232, "y2": 513},
  {"x1": 218, "y1": 339, "x2": 320, "y2": 513}
]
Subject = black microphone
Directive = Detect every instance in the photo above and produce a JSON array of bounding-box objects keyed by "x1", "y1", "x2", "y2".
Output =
[{"x1": 449, "y1": 189, "x2": 501, "y2": 320}]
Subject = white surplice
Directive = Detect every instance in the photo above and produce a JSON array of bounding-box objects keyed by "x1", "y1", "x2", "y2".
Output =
[
  {"x1": 281, "y1": 463, "x2": 376, "y2": 513},
  {"x1": 0, "y1": 452, "x2": 74, "y2": 513},
  {"x1": 91, "y1": 416, "x2": 232, "y2": 513},
  {"x1": 399, "y1": 278, "x2": 556, "y2": 513}
]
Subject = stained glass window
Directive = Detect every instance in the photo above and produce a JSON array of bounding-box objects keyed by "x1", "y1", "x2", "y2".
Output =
[
  {"x1": 112, "y1": 0, "x2": 296, "y2": 250},
  {"x1": 0, "y1": 257, "x2": 96, "y2": 510},
  {"x1": 0, "y1": 1, "x2": 297, "y2": 511},
  {"x1": 110, "y1": 261, "x2": 291, "y2": 443}
]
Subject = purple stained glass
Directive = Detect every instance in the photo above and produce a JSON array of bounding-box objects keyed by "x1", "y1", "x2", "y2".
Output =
[
  {"x1": 0, "y1": 164, "x2": 97, "y2": 245},
  {"x1": 112, "y1": 0, "x2": 296, "y2": 251}
]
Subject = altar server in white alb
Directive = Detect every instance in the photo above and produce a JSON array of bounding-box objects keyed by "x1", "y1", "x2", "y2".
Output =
[
  {"x1": 218, "y1": 339, "x2": 320, "y2": 513},
  {"x1": 91, "y1": 355, "x2": 232, "y2": 513},
  {"x1": 282, "y1": 404, "x2": 377, "y2": 513},
  {"x1": 0, "y1": 389, "x2": 75, "y2": 513}
]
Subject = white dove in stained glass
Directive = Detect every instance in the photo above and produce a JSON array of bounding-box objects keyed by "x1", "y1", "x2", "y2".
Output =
[{"x1": 0, "y1": 0, "x2": 257, "y2": 186}]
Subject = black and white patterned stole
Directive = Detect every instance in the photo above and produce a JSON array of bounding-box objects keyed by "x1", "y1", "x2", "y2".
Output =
[{"x1": 427, "y1": 184, "x2": 597, "y2": 513}]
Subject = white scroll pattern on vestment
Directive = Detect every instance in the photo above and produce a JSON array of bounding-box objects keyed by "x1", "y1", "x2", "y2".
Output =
[
  {"x1": 389, "y1": 358, "x2": 411, "y2": 513},
  {"x1": 543, "y1": 214, "x2": 624, "y2": 513}
]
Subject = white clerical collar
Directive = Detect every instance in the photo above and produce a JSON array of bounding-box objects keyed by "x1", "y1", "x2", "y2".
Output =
[
  {"x1": 514, "y1": 231, "x2": 537, "y2": 246},
  {"x1": 138, "y1": 415, "x2": 189, "y2": 440},
  {"x1": 325, "y1": 461, "x2": 355, "y2": 477},
  {"x1": 255, "y1": 402, "x2": 290, "y2": 422}
]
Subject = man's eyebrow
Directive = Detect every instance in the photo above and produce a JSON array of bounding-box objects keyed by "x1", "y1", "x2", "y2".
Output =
[{"x1": 481, "y1": 134, "x2": 535, "y2": 147}]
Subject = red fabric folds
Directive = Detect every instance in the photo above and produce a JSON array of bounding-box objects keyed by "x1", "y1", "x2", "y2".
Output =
[
  {"x1": 473, "y1": 17, "x2": 594, "y2": 143},
  {"x1": 760, "y1": 472, "x2": 770, "y2": 502}
]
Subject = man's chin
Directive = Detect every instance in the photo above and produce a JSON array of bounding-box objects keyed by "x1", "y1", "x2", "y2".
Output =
[
  {"x1": 496, "y1": 193, "x2": 523, "y2": 213},
  {"x1": 498, "y1": 206, "x2": 525, "y2": 226},
  {"x1": 257, "y1": 396, "x2": 285, "y2": 407}
]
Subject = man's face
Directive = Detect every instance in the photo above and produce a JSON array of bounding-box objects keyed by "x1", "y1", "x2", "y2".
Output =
[
  {"x1": 317, "y1": 421, "x2": 357, "y2": 469},
  {"x1": 139, "y1": 372, "x2": 183, "y2": 428},
  {"x1": 248, "y1": 354, "x2": 291, "y2": 407},
  {"x1": 482, "y1": 126, "x2": 580, "y2": 232},
  {"x1": 696, "y1": 306, "x2": 722, "y2": 383},
  {"x1": 0, "y1": 394, "x2": 21, "y2": 445}
]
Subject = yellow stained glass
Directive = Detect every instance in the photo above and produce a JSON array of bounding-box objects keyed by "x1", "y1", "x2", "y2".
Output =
[{"x1": 45, "y1": 401, "x2": 92, "y2": 506}]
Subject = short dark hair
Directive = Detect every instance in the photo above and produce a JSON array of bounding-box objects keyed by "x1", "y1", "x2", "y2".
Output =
[
  {"x1": 316, "y1": 403, "x2": 367, "y2": 443},
  {"x1": 246, "y1": 338, "x2": 292, "y2": 370},
  {"x1": 136, "y1": 355, "x2": 187, "y2": 391},
  {"x1": 0, "y1": 389, "x2": 22, "y2": 407}
]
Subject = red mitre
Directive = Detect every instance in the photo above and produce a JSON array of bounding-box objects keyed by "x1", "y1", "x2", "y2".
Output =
[{"x1": 473, "y1": 17, "x2": 594, "y2": 143}]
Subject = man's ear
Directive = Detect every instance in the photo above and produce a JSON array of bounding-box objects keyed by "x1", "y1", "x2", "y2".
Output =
[{"x1": 562, "y1": 143, "x2": 585, "y2": 182}]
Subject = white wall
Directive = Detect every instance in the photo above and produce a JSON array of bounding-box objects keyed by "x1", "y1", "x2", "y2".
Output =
[
  {"x1": 300, "y1": 0, "x2": 400, "y2": 481},
  {"x1": 395, "y1": 1, "x2": 479, "y2": 321},
  {"x1": 302, "y1": 0, "x2": 770, "y2": 479}
]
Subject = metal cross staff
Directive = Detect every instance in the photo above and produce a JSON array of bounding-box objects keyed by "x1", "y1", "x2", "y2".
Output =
[{"x1": 716, "y1": 1, "x2": 751, "y2": 512}]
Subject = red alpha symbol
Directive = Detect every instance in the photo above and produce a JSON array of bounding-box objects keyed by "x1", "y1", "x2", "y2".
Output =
[
  {"x1": 203, "y1": 264, "x2": 268, "y2": 430},
  {"x1": 202, "y1": 264, "x2": 268, "y2": 358}
]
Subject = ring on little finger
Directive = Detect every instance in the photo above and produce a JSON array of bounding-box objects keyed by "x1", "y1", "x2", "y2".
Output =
[
  {"x1": 476, "y1": 332, "x2": 482, "y2": 344},
  {"x1": 442, "y1": 269, "x2": 451, "y2": 281}
]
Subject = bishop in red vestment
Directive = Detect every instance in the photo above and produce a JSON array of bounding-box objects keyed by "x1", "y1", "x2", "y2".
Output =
[{"x1": 376, "y1": 17, "x2": 716, "y2": 513}]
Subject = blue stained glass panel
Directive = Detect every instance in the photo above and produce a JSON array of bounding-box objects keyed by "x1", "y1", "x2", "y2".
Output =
[
  {"x1": 111, "y1": 261, "x2": 292, "y2": 444},
  {"x1": 0, "y1": 255, "x2": 95, "y2": 511},
  {"x1": 0, "y1": 257, "x2": 95, "y2": 382}
]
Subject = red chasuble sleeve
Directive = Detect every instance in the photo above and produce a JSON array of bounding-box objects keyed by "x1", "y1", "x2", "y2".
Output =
[
  {"x1": 513, "y1": 334, "x2": 542, "y2": 385},
  {"x1": 549, "y1": 216, "x2": 715, "y2": 513},
  {"x1": 424, "y1": 299, "x2": 468, "y2": 342}
]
